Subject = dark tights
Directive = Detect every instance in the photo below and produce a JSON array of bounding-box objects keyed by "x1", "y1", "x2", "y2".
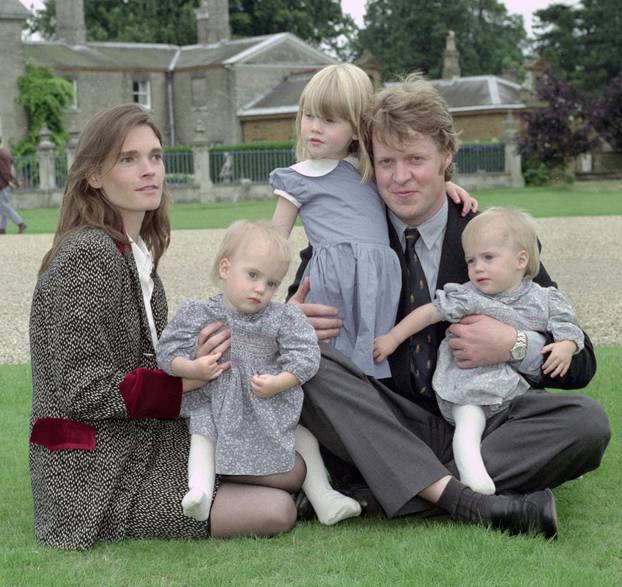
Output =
[{"x1": 210, "y1": 453, "x2": 306, "y2": 537}]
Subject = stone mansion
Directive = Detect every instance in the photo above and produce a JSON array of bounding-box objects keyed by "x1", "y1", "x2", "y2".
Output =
[{"x1": 0, "y1": 0, "x2": 336, "y2": 148}]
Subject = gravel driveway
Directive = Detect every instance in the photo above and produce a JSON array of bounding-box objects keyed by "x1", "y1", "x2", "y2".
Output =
[{"x1": 2, "y1": 217, "x2": 621, "y2": 364}]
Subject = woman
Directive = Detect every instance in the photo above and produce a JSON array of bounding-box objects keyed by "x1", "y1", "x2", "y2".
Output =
[{"x1": 29, "y1": 104, "x2": 304, "y2": 550}]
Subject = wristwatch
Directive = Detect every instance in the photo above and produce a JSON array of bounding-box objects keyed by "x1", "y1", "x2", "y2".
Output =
[{"x1": 510, "y1": 330, "x2": 528, "y2": 361}]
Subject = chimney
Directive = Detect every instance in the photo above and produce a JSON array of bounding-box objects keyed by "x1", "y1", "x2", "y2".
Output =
[
  {"x1": 442, "y1": 30, "x2": 461, "y2": 79},
  {"x1": 196, "y1": 0, "x2": 231, "y2": 45},
  {"x1": 55, "y1": 0, "x2": 86, "y2": 45}
]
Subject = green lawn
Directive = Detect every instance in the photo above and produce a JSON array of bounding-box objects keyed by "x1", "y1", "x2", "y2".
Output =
[
  {"x1": 5, "y1": 180, "x2": 622, "y2": 234},
  {"x1": 1, "y1": 346, "x2": 620, "y2": 586}
]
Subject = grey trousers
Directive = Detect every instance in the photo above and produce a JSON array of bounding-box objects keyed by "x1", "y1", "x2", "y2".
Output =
[{"x1": 301, "y1": 345, "x2": 610, "y2": 518}]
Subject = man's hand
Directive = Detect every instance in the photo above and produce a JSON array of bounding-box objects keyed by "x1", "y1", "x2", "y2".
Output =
[
  {"x1": 288, "y1": 277, "x2": 342, "y2": 342},
  {"x1": 542, "y1": 340, "x2": 577, "y2": 378},
  {"x1": 373, "y1": 333, "x2": 399, "y2": 363},
  {"x1": 447, "y1": 314, "x2": 515, "y2": 368}
]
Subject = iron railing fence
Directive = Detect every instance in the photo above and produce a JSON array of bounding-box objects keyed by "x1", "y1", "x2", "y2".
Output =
[{"x1": 454, "y1": 143, "x2": 505, "y2": 174}]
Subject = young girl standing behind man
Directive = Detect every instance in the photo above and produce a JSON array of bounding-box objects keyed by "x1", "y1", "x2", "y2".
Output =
[{"x1": 270, "y1": 64, "x2": 475, "y2": 378}]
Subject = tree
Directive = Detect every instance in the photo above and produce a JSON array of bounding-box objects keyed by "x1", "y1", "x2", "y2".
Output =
[
  {"x1": 29, "y1": 0, "x2": 202, "y2": 45},
  {"x1": 519, "y1": 71, "x2": 596, "y2": 179},
  {"x1": 15, "y1": 61, "x2": 74, "y2": 155},
  {"x1": 230, "y1": 0, "x2": 357, "y2": 58},
  {"x1": 533, "y1": 0, "x2": 622, "y2": 93},
  {"x1": 356, "y1": 0, "x2": 527, "y2": 80},
  {"x1": 590, "y1": 72, "x2": 622, "y2": 150},
  {"x1": 28, "y1": 0, "x2": 357, "y2": 57}
]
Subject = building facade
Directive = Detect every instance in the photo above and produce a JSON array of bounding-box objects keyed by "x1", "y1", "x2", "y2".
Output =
[{"x1": 0, "y1": 0, "x2": 335, "y2": 148}]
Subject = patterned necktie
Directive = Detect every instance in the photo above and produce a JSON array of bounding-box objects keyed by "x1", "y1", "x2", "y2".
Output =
[{"x1": 404, "y1": 228, "x2": 436, "y2": 397}]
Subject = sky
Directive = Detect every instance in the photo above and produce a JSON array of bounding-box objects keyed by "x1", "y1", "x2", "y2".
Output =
[{"x1": 21, "y1": 0, "x2": 579, "y2": 37}]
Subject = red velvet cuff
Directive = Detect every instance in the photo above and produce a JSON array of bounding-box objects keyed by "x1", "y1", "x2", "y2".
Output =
[
  {"x1": 30, "y1": 417, "x2": 96, "y2": 451},
  {"x1": 120, "y1": 368, "x2": 183, "y2": 420}
]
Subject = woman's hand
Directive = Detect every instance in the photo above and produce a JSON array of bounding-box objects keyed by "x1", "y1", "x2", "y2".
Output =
[
  {"x1": 288, "y1": 277, "x2": 342, "y2": 342},
  {"x1": 196, "y1": 321, "x2": 232, "y2": 359},
  {"x1": 446, "y1": 181, "x2": 478, "y2": 216}
]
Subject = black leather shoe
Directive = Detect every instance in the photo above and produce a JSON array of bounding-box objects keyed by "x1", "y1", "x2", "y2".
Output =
[{"x1": 489, "y1": 488, "x2": 558, "y2": 539}]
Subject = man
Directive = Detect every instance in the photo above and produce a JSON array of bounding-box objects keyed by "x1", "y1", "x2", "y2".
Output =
[
  {"x1": 288, "y1": 75, "x2": 610, "y2": 538},
  {"x1": 0, "y1": 137, "x2": 27, "y2": 235}
]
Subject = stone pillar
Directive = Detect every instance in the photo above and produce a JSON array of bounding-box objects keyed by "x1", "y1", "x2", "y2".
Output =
[
  {"x1": 65, "y1": 123, "x2": 80, "y2": 170},
  {"x1": 442, "y1": 30, "x2": 461, "y2": 80},
  {"x1": 55, "y1": 0, "x2": 86, "y2": 44},
  {"x1": 37, "y1": 124, "x2": 56, "y2": 191},
  {"x1": 192, "y1": 120, "x2": 213, "y2": 202},
  {"x1": 503, "y1": 113, "x2": 525, "y2": 188},
  {"x1": 195, "y1": 0, "x2": 231, "y2": 45}
]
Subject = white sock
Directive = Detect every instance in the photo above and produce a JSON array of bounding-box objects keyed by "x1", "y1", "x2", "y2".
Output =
[
  {"x1": 295, "y1": 425, "x2": 362, "y2": 525},
  {"x1": 452, "y1": 404, "x2": 496, "y2": 495},
  {"x1": 182, "y1": 434, "x2": 216, "y2": 521}
]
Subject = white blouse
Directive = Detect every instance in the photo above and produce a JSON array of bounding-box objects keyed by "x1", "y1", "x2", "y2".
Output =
[{"x1": 129, "y1": 235, "x2": 159, "y2": 350}]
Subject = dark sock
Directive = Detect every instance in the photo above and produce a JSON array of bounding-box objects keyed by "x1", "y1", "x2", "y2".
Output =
[{"x1": 437, "y1": 477, "x2": 493, "y2": 525}]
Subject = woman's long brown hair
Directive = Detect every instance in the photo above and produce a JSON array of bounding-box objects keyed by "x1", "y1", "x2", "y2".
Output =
[{"x1": 39, "y1": 104, "x2": 171, "y2": 274}]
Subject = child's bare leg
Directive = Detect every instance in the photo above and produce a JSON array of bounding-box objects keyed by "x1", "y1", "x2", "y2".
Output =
[
  {"x1": 452, "y1": 404, "x2": 496, "y2": 495},
  {"x1": 182, "y1": 433, "x2": 216, "y2": 521},
  {"x1": 295, "y1": 424, "x2": 362, "y2": 525}
]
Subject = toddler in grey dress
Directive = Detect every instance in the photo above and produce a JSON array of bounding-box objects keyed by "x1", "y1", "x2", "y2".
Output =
[
  {"x1": 374, "y1": 208, "x2": 584, "y2": 495},
  {"x1": 157, "y1": 220, "x2": 361, "y2": 525}
]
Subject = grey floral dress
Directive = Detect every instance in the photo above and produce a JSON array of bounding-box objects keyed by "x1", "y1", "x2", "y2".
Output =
[
  {"x1": 431, "y1": 279, "x2": 584, "y2": 423},
  {"x1": 157, "y1": 294, "x2": 320, "y2": 475}
]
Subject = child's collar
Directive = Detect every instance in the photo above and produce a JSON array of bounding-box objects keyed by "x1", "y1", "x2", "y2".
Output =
[{"x1": 291, "y1": 155, "x2": 359, "y2": 177}]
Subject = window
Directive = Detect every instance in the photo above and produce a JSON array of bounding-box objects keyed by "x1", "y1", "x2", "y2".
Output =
[{"x1": 132, "y1": 80, "x2": 151, "y2": 109}]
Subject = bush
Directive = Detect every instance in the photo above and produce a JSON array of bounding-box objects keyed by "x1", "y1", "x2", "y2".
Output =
[{"x1": 522, "y1": 158, "x2": 550, "y2": 186}]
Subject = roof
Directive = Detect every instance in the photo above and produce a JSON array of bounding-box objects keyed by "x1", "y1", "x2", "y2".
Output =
[
  {"x1": 240, "y1": 73, "x2": 526, "y2": 119},
  {"x1": 0, "y1": 0, "x2": 31, "y2": 20},
  {"x1": 24, "y1": 41, "x2": 179, "y2": 71},
  {"x1": 430, "y1": 75, "x2": 525, "y2": 112},
  {"x1": 239, "y1": 71, "x2": 316, "y2": 117},
  {"x1": 22, "y1": 32, "x2": 333, "y2": 73}
]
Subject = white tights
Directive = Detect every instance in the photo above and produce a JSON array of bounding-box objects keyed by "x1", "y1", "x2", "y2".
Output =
[
  {"x1": 183, "y1": 426, "x2": 361, "y2": 528},
  {"x1": 452, "y1": 404, "x2": 496, "y2": 495}
]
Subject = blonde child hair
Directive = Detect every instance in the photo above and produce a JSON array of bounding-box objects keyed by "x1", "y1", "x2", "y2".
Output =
[
  {"x1": 295, "y1": 64, "x2": 375, "y2": 181},
  {"x1": 210, "y1": 219, "x2": 292, "y2": 285},
  {"x1": 462, "y1": 208, "x2": 541, "y2": 279}
]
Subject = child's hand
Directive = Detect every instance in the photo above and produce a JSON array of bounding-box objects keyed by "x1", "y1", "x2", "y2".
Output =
[
  {"x1": 194, "y1": 352, "x2": 225, "y2": 382},
  {"x1": 251, "y1": 373, "x2": 285, "y2": 398},
  {"x1": 541, "y1": 340, "x2": 577, "y2": 378},
  {"x1": 373, "y1": 333, "x2": 399, "y2": 363},
  {"x1": 446, "y1": 181, "x2": 478, "y2": 216}
]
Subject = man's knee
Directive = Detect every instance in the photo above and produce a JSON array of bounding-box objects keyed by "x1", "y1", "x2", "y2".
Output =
[{"x1": 566, "y1": 394, "x2": 610, "y2": 461}]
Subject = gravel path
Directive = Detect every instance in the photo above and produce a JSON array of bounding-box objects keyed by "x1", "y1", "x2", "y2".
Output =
[{"x1": 2, "y1": 217, "x2": 621, "y2": 364}]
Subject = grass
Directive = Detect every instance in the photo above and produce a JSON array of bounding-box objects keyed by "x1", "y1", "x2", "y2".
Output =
[
  {"x1": 1, "y1": 346, "x2": 620, "y2": 586},
  {"x1": 4, "y1": 180, "x2": 622, "y2": 234}
]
